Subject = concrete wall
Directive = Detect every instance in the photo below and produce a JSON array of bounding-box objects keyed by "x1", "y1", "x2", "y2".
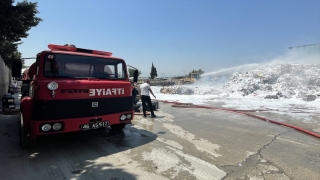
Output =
[{"x1": 0, "y1": 56, "x2": 11, "y2": 98}]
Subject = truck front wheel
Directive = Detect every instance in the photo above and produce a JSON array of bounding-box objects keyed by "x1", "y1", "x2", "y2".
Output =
[
  {"x1": 110, "y1": 123, "x2": 126, "y2": 131},
  {"x1": 20, "y1": 114, "x2": 36, "y2": 148}
]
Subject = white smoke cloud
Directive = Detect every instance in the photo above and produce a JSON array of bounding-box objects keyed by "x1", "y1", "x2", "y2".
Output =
[{"x1": 192, "y1": 44, "x2": 320, "y2": 88}]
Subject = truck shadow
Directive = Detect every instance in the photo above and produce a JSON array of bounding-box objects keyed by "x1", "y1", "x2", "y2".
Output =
[
  {"x1": 38, "y1": 126, "x2": 157, "y2": 179},
  {"x1": 1, "y1": 117, "x2": 159, "y2": 180}
]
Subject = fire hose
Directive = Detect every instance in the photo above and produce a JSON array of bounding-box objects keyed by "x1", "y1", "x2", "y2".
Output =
[{"x1": 158, "y1": 100, "x2": 320, "y2": 139}]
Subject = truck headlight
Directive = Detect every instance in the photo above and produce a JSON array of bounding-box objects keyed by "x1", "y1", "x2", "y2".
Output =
[
  {"x1": 120, "y1": 115, "x2": 127, "y2": 121},
  {"x1": 126, "y1": 114, "x2": 132, "y2": 119},
  {"x1": 41, "y1": 124, "x2": 51, "y2": 132},
  {"x1": 52, "y1": 123, "x2": 62, "y2": 131}
]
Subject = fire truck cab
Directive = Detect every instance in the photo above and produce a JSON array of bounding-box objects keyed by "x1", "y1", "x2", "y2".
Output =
[{"x1": 18, "y1": 44, "x2": 138, "y2": 148}]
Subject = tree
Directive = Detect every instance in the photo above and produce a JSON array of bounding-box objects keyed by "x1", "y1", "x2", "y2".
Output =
[
  {"x1": 188, "y1": 69, "x2": 205, "y2": 76},
  {"x1": 0, "y1": 41, "x2": 20, "y2": 63},
  {"x1": 150, "y1": 62, "x2": 158, "y2": 79},
  {"x1": 0, "y1": 0, "x2": 42, "y2": 63},
  {"x1": 128, "y1": 68, "x2": 141, "y2": 77}
]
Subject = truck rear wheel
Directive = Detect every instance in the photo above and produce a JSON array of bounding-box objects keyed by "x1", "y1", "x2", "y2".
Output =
[
  {"x1": 20, "y1": 114, "x2": 36, "y2": 148},
  {"x1": 110, "y1": 123, "x2": 126, "y2": 131}
]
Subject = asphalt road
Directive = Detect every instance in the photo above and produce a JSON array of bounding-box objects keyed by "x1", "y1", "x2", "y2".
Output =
[{"x1": 0, "y1": 102, "x2": 320, "y2": 180}]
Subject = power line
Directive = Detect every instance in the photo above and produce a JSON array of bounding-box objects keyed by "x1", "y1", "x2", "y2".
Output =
[
  {"x1": 22, "y1": 57, "x2": 36, "y2": 59},
  {"x1": 127, "y1": 65, "x2": 138, "y2": 70},
  {"x1": 288, "y1": 43, "x2": 320, "y2": 50}
]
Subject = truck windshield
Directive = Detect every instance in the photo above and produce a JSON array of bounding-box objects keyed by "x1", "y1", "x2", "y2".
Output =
[{"x1": 43, "y1": 53, "x2": 127, "y2": 79}]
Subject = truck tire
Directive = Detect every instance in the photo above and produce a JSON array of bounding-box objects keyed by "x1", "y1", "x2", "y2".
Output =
[
  {"x1": 110, "y1": 123, "x2": 126, "y2": 131},
  {"x1": 20, "y1": 114, "x2": 36, "y2": 148}
]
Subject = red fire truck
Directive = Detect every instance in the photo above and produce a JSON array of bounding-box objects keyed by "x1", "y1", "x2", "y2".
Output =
[{"x1": 19, "y1": 44, "x2": 138, "y2": 148}]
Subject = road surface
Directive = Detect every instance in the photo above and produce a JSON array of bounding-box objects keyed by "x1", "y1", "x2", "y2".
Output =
[{"x1": 0, "y1": 101, "x2": 319, "y2": 180}]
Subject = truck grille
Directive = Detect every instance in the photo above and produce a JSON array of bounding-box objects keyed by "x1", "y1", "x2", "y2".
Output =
[{"x1": 33, "y1": 97, "x2": 133, "y2": 120}]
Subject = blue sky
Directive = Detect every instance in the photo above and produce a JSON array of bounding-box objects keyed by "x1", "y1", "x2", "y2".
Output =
[{"x1": 18, "y1": 0, "x2": 320, "y2": 77}]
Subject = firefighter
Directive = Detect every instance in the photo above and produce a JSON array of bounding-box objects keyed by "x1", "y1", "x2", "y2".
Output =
[
  {"x1": 131, "y1": 82, "x2": 138, "y2": 105},
  {"x1": 140, "y1": 80, "x2": 156, "y2": 118}
]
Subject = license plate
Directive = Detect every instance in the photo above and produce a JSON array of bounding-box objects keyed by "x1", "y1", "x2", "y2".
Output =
[
  {"x1": 80, "y1": 121, "x2": 109, "y2": 130},
  {"x1": 9, "y1": 105, "x2": 15, "y2": 108}
]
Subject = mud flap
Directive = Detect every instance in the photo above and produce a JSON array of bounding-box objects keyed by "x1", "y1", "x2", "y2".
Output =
[{"x1": 20, "y1": 113, "x2": 36, "y2": 148}]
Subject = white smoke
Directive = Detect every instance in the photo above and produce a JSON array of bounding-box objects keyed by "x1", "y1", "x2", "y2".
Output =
[
  {"x1": 162, "y1": 45, "x2": 320, "y2": 99},
  {"x1": 199, "y1": 63, "x2": 261, "y2": 86}
]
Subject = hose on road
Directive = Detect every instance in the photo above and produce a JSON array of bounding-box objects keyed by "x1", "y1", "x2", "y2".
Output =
[{"x1": 158, "y1": 100, "x2": 320, "y2": 139}]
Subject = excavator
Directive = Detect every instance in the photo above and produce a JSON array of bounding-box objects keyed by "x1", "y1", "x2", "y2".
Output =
[{"x1": 179, "y1": 73, "x2": 201, "y2": 84}]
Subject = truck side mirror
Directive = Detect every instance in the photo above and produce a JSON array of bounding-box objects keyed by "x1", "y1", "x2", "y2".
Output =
[
  {"x1": 133, "y1": 70, "x2": 138, "y2": 83},
  {"x1": 12, "y1": 60, "x2": 22, "y2": 78}
]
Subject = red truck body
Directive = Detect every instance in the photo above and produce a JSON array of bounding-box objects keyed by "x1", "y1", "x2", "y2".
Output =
[{"x1": 19, "y1": 44, "x2": 135, "y2": 147}]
